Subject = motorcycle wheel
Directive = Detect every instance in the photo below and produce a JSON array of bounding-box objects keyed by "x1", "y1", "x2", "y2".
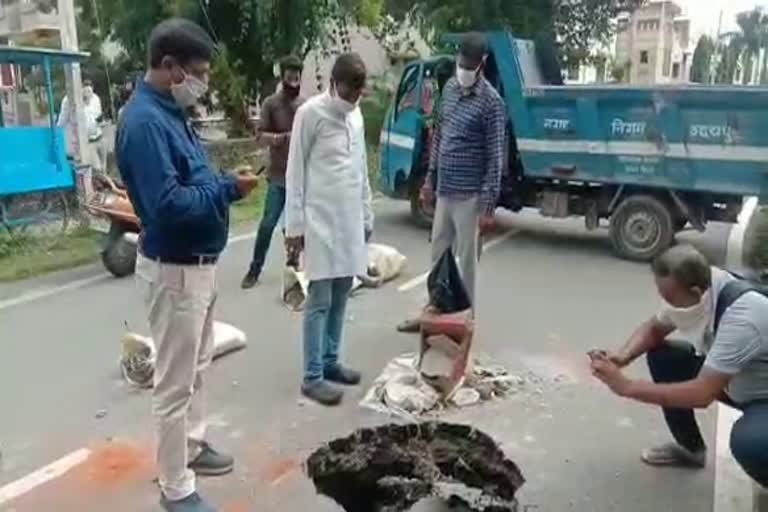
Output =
[{"x1": 102, "y1": 224, "x2": 137, "y2": 278}]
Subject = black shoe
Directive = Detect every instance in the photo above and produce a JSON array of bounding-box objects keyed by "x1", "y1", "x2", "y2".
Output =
[
  {"x1": 188, "y1": 442, "x2": 234, "y2": 476},
  {"x1": 301, "y1": 381, "x2": 343, "y2": 406},
  {"x1": 324, "y1": 365, "x2": 361, "y2": 386},
  {"x1": 241, "y1": 271, "x2": 259, "y2": 289},
  {"x1": 160, "y1": 492, "x2": 217, "y2": 512}
]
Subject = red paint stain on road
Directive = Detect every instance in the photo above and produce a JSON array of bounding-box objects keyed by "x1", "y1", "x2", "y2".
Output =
[
  {"x1": 262, "y1": 457, "x2": 300, "y2": 486},
  {"x1": 223, "y1": 500, "x2": 250, "y2": 512},
  {"x1": 72, "y1": 440, "x2": 155, "y2": 490}
]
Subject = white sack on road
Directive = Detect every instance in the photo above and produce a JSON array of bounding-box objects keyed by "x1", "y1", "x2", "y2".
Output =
[
  {"x1": 120, "y1": 322, "x2": 247, "y2": 388},
  {"x1": 281, "y1": 244, "x2": 407, "y2": 311}
]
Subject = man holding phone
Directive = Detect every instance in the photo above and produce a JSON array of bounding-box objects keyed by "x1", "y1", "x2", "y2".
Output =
[
  {"x1": 117, "y1": 18, "x2": 259, "y2": 512},
  {"x1": 591, "y1": 245, "x2": 768, "y2": 489},
  {"x1": 241, "y1": 55, "x2": 305, "y2": 289}
]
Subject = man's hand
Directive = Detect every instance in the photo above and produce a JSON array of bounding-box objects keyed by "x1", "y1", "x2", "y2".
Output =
[
  {"x1": 419, "y1": 182, "x2": 434, "y2": 208},
  {"x1": 285, "y1": 236, "x2": 304, "y2": 268},
  {"x1": 591, "y1": 355, "x2": 633, "y2": 397},
  {"x1": 479, "y1": 214, "x2": 496, "y2": 235},
  {"x1": 236, "y1": 171, "x2": 260, "y2": 197},
  {"x1": 285, "y1": 236, "x2": 304, "y2": 253}
]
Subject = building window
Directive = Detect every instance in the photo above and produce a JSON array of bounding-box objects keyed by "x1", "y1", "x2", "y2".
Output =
[
  {"x1": 663, "y1": 50, "x2": 672, "y2": 77},
  {"x1": 640, "y1": 51, "x2": 649, "y2": 64},
  {"x1": 672, "y1": 63, "x2": 681, "y2": 79}
]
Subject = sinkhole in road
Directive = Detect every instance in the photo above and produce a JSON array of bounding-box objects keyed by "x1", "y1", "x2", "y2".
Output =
[{"x1": 306, "y1": 422, "x2": 525, "y2": 512}]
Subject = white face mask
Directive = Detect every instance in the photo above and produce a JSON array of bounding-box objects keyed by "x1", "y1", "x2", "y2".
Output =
[
  {"x1": 171, "y1": 72, "x2": 208, "y2": 108},
  {"x1": 330, "y1": 84, "x2": 359, "y2": 114},
  {"x1": 456, "y1": 65, "x2": 479, "y2": 88},
  {"x1": 660, "y1": 290, "x2": 712, "y2": 335}
]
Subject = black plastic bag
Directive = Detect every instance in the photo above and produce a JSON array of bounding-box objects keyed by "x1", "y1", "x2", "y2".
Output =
[{"x1": 427, "y1": 249, "x2": 472, "y2": 313}]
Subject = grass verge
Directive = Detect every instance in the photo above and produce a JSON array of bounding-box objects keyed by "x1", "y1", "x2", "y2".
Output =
[
  {"x1": 0, "y1": 145, "x2": 376, "y2": 284},
  {"x1": 0, "y1": 229, "x2": 101, "y2": 283}
]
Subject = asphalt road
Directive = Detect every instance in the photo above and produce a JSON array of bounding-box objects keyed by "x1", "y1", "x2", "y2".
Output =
[{"x1": 0, "y1": 199, "x2": 734, "y2": 512}]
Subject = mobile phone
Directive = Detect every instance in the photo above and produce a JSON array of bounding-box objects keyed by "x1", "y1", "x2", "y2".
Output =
[{"x1": 587, "y1": 349, "x2": 608, "y2": 362}]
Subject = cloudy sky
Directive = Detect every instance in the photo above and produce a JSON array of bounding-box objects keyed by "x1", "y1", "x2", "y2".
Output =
[{"x1": 675, "y1": 0, "x2": 768, "y2": 38}]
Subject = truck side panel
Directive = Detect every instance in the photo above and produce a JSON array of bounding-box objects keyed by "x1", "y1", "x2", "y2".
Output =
[{"x1": 512, "y1": 87, "x2": 768, "y2": 199}]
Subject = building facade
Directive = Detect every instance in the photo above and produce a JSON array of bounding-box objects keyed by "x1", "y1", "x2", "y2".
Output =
[
  {"x1": 615, "y1": 1, "x2": 692, "y2": 84},
  {"x1": 0, "y1": 0, "x2": 62, "y2": 126}
]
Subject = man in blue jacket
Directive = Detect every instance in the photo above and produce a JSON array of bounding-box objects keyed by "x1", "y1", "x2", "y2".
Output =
[{"x1": 116, "y1": 18, "x2": 259, "y2": 512}]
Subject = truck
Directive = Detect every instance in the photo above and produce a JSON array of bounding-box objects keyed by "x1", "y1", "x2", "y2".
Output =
[{"x1": 377, "y1": 32, "x2": 768, "y2": 261}]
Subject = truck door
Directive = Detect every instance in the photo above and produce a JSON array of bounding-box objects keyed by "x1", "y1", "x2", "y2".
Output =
[{"x1": 379, "y1": 63, "x2": 424, "y2": 198}]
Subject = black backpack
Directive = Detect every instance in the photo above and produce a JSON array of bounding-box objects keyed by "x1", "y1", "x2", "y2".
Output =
[{"x1": 714, "y1": 277, "x2": 768, "y2": 334}]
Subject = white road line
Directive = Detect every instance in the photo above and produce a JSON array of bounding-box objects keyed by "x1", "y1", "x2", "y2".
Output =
[
  {"x1": 0, "y1": 231, "x2": 258, "y2": 312},
  {"x1": 397, "y1": 229, "x2": 518, "y2": 293},
  {"x1": 0, "y1": 448, "x2": 91, "y2": 506},
  {"x1": 0, "y1": 274, "x2": 110, "y2": 312},
  {"x1": 714, "y1": 404, "x2": 752, "y2": 512}
]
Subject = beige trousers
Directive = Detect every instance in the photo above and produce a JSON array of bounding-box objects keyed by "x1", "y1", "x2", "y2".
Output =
[
  {"x1": 135, "y1": 254, "x2": 217, "y2": 501},
  {"x1": 430, "y1": 195, "x2": 480, "y2": 308}
]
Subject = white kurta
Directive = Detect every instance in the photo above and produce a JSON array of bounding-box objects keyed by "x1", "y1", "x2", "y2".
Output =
[{"x1": 285, "y1": 91, "x2": 374, "y2": 281}]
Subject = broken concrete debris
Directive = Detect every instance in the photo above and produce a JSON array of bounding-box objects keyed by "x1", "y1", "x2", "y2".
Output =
[
  {"x1": 306, "y1": 422, "x2": 524, "y2": 512},
  {"x1": 361, "y1": 354, "x2": 525, "y2": 418}
]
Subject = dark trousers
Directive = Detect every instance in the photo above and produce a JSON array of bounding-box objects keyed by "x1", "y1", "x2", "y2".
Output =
[
  {"x1": 647, "y1": 341, "x2": 768, "y2": 486},
  {"x1": 249, "y1": 182, "x2": 286, "y2": 277}
]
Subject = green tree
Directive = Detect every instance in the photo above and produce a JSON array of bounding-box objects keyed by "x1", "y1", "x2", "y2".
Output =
[
  {"x1": 76, "y1": 0, "x2": 366, "y2": 132},
  {"x1": 736, "y1": 7, "x2": 763, "y2": 84},
  {"x1": 380, "y1": 0, "x2": 644, "y2": 69},
  {"x1": 690, "y1": 35, "x2": 715, "y2": 84}
]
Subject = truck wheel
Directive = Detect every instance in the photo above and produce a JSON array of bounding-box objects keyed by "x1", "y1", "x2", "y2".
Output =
[
  {"x1": 102, "y1": 225, "x2": 137, "y2": 278},
  {"x1": 409, "y1": 174, "x2": 434, "y2": 229},
  {"x1": 610, "y1": 195, "x2": 674, "y2": 262}
]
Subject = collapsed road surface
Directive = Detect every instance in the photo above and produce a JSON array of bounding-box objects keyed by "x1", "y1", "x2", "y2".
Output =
[{"x1": 306, "y1": 422, "x2": 525, "y2": 512}]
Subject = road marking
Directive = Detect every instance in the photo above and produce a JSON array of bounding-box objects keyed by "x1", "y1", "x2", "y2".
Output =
[
  {"x1": 397, "y1": 229, "x2": 518, "y2": 293},
  {"x1": 713, "y1": 404, "x2": 752, "y2": 512},
  {"x1": 0, "y1": 231, "x2": 258, "y2": 312},
  {"x1": 0, "y1": 274, "x2": 110, "y2": 312},
  {"x1": 0, "y1": 448, "x2": 91, "y2": 506}
]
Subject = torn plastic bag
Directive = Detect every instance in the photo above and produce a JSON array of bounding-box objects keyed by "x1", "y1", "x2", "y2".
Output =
[
  {"x1": 427, "y1": 248, "x2": 472, "y2": 313},
  {"x1": 282, "y1": 265, "x2": 309, "y2": 311}
]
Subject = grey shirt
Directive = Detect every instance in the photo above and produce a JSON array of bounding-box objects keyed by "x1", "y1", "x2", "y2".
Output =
[{"x1": 704, "y1": 268, "x2": 768, "y2": 404}]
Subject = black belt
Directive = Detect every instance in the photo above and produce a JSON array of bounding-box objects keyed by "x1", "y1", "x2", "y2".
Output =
[{"x1": 141, "y1": 252, "x2": 218, "y2": 266}]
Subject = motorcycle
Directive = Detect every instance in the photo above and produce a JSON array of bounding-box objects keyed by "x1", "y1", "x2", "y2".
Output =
[{"x1": 84, "y1": 174, "x2": 140, "y2": 278}]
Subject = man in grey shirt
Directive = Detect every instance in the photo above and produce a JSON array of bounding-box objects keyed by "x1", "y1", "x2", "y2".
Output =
[{"x1": 591, "y1": 245, "x2": 768, "y2": 488}]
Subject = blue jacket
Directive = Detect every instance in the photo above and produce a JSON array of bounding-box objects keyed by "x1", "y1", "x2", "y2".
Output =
[{"x1": 116, "y1": 81, "x2": 242, "y2": 259}]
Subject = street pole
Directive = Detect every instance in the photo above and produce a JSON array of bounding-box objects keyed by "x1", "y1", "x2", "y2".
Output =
[{"x1": 58, "y1": 0, "x2": 88, "y2": 166}]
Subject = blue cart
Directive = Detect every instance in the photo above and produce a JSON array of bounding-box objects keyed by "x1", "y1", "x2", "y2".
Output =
[{"x1": 0, "y1": 45, "x2": 89, "y2": 239}]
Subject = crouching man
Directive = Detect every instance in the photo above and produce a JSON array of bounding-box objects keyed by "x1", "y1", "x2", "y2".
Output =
[{"x1": 591, "y1": 245, "x2": 768, "y2": 488}]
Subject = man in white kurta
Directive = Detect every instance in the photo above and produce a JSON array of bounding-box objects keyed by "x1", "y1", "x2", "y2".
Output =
[{"x1": 285, "y1": 53, "x2": 374, "y2": 406}]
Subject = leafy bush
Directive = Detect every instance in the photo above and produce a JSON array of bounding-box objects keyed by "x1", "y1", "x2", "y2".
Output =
[{"x1": 360, "y1": 76, "x2": 394, "y2": 148}]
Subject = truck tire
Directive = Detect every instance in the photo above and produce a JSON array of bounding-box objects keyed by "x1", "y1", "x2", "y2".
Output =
[
  {"x1": 102, "y1": 225, "x2": 137, "y2": 278},
  {"x1": 610, "y1": 195, "x2": 674, "y2": 262},
  {"x1": 409, "y1": 174, "x2": 434, "y2": 229}
]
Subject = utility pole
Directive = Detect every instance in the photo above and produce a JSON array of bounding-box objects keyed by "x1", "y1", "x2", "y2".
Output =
[{"x1": 58, "y1": 0, "x2": 89, "y2": 166}]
